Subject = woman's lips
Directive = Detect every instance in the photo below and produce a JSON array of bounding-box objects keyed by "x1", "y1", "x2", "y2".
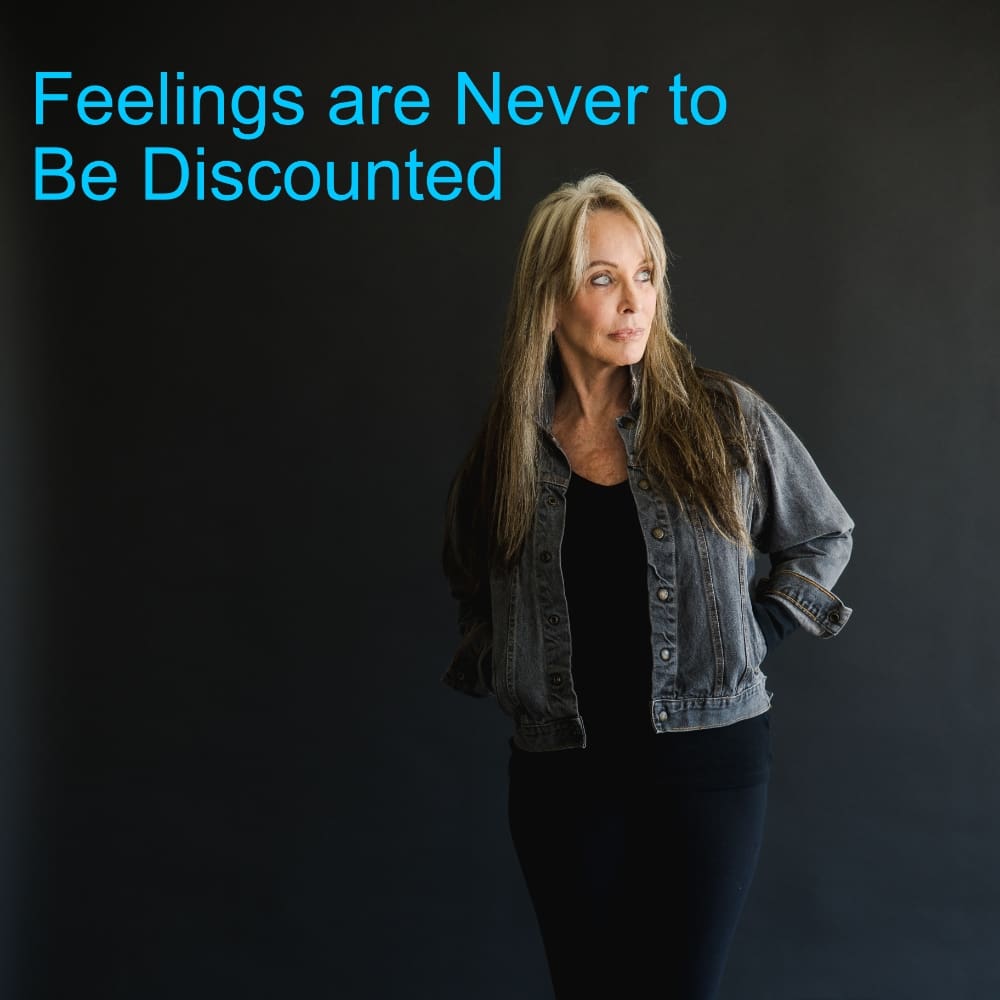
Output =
[{"x1": 608, "y1": 328, "x2": 644, "y2": 341}]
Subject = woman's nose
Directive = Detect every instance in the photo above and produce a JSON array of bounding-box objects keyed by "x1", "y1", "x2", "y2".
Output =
[{"x1": 619, "y1": 279, "x2": 639, "y2": 312}]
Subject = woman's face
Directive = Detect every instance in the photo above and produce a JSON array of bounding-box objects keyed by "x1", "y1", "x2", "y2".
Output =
[{"x1": 553, "y1": 209, "x2": 656, "y2": 376}]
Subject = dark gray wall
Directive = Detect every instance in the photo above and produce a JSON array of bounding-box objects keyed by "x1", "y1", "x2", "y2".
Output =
[{"x1": 5, "y1": 2, "x2": 999, "y2": 997}]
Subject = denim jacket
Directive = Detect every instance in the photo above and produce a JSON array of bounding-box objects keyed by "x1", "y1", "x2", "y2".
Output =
[{"x1": 442, "y1": 364, "x2": 854, "y2": 752}]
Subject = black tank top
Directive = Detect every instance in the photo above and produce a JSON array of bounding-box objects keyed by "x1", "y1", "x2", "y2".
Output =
[
  {"x1": 513, "y1": 470, "x2": 772, "y2": 790},
  {"x1": 560, "y1": 472, "x2": 652, "y2": 749},
  {"x1": 552, "y1": 474, "x2": 771, "y2": 790}
]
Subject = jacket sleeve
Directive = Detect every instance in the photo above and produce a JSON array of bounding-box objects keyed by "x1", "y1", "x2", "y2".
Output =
[
  {"x1": 746, "y1": 391, "x2": 855, "y2": 638},
  {"x1": 441, "y1": 460, "x2": 494, "y2": 697}
]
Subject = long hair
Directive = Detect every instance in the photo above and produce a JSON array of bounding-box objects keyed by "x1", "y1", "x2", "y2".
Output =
[{"x1": 448, "y1": 174, "x2": 760, "y2": 580}]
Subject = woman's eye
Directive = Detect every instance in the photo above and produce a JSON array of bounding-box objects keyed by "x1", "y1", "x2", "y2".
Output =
[
  {"x1": 590, "y1": 273, "x2": 612, "y2": 286},
  {"x1": 637, "y1": 268, "x2": 652, "y2": 282}
]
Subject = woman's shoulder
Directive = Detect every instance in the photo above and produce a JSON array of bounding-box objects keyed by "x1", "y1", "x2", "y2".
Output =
[{"x1": 694, "y1": 366, "x2": 767, "y2": 421}]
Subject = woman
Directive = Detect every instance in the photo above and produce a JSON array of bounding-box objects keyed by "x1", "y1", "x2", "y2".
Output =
[{"x1": 441, "y1": 174, "x2": 854, "y2": 999}]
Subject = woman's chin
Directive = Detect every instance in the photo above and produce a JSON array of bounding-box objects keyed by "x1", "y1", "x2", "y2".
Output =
[{"x1": 616, "y1": 340, "x2": 648, "y2": 366}]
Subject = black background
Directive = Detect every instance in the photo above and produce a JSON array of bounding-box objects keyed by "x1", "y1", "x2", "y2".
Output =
[{"x1": 4, "y1": 2, "x2": 999, "y2": 997}]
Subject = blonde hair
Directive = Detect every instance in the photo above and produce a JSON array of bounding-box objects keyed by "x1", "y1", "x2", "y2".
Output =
[{"x1": 450, "y1": 173, "x2": 759, "y2": 574}]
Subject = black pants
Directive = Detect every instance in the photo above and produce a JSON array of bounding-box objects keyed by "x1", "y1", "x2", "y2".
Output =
[{"x1": 507, "y1": 714, "x2": 771, "y2": 1000}]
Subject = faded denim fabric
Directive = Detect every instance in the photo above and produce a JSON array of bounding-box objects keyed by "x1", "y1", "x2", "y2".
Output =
[{"x1": 442, "y1": 364, "x2": 854, "y2": 752}]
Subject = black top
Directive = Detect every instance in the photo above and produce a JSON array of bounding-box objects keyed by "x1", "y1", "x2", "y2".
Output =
[
  {"x1": 560, "y1": 473, "x2": 652, "y2": 749},
  {"x1": 559, "y1": 471, "x2": 798, "y2": 758}
]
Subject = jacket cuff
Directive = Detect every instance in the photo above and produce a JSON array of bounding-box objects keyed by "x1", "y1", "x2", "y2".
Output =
[{"x1": 756, "y1": 570, "x2": 852, "y2": 638}]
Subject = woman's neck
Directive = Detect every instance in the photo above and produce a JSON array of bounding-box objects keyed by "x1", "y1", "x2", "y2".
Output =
[{"x1": 554, "y1": 362, "x2": 632, "y2": 426}]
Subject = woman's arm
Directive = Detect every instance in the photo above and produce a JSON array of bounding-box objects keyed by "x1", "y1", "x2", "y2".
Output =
[
  {"x1": 747, "y1": 391, "x2": 855, "y2": 638},
  {"x1": 751, "y1": 595, "x2": 801, "y2": 651}
]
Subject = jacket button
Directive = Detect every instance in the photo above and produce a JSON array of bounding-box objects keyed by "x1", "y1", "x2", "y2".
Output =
[
  {"x1": 658, "y1": 710, "x2": 668, "y2": 722},
  {"x1": 456, "y1": 671, "x2": 465, "y2": 681},
  {"x1": 550, "y1": 672, "x2": 563, "y2": 687},
  {"x1": 540, "y1": 551, "x2": 552, "y2": 563},
  {"x1": 547, "y1": 614, "x2": 560, "y2": 625},
  {"x1": 638, "y1": 478, "x2": 651, "y2": 490},
  {"x1": 659, "y1": 648, "x2": 671, "y2": 661},
  {"x1": 546, "y1": 495, "x2": 559, "y2": 507},
  {"x1": 656, "y1": 588, "x2": 670, "y2": 601},
  {"x1": 829, "y1": 611, "x2": 840, "y2": 623},
  {"x1": 651, "y1": 527, "x2": 665, "y2": 540}
]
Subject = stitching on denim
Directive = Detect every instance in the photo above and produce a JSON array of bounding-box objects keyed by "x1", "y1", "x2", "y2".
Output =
[
  {"x1": 518, "y1": 718, "x2": 581, "y2": 733},
  {"x1": 688, "y1": 499, "x2": 726, "y2": 691},
  {"x1": 501, "y1": 563, "x2": 523, "y2": 712},
  {"x1": 771, "y1": 568, "x2": 840, "y2": 603},
  {"x1": 762, "y1": 588, "x2": 822, "y2": 626}
]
